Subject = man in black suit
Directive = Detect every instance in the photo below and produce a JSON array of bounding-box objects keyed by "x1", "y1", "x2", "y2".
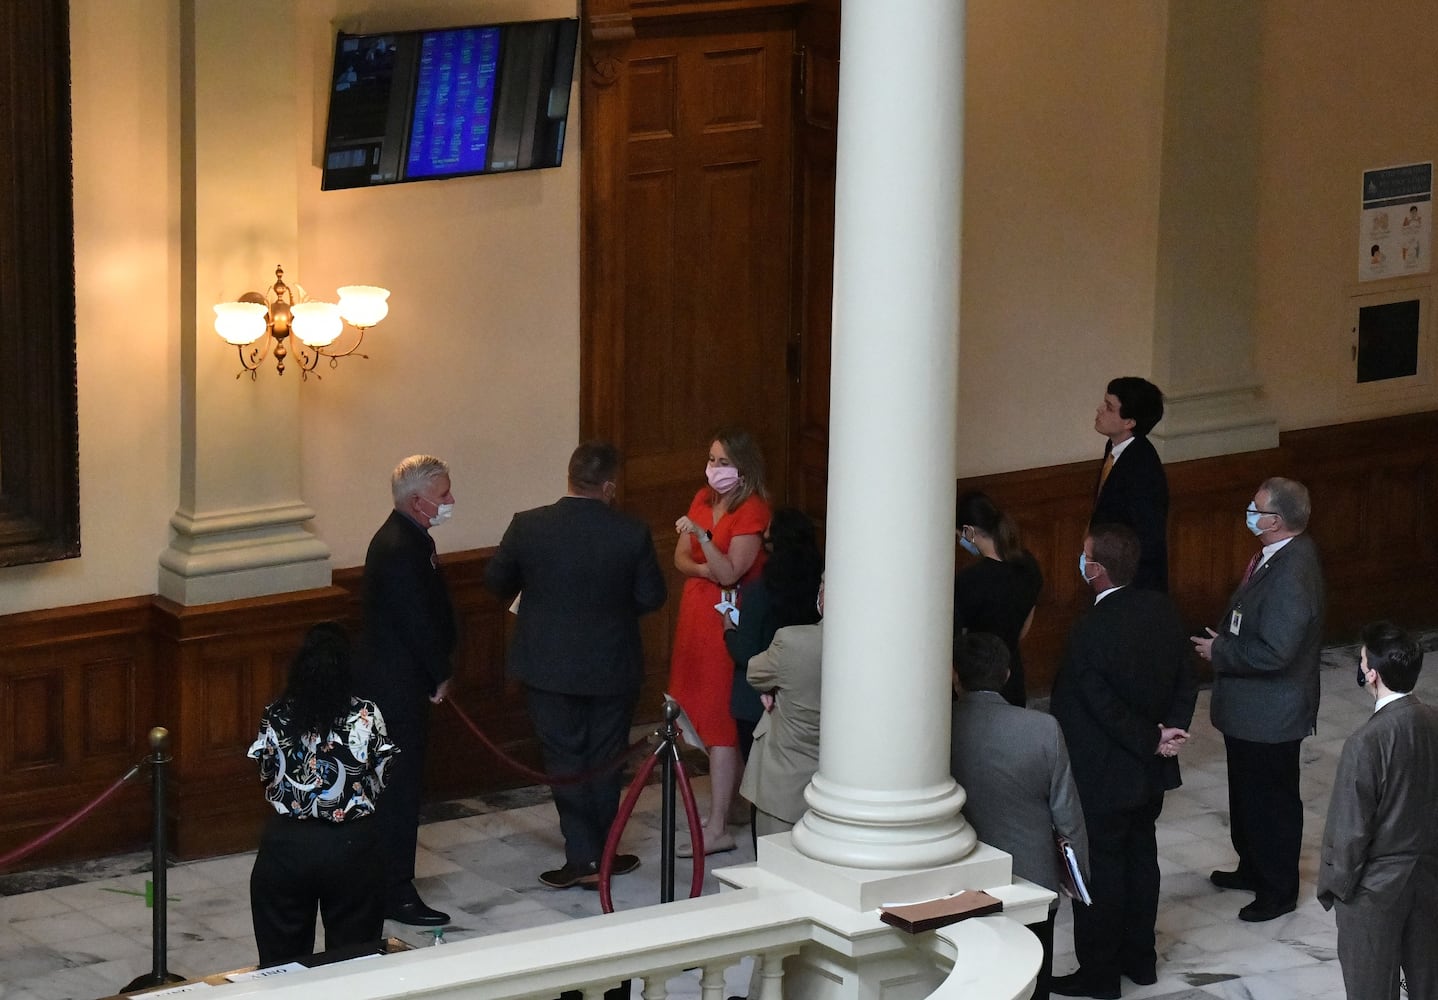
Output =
[
  {"x1": 1318, "y1": 621, "x2": 1438, "y2": 1000},
  {"x1": 1193, "y1": 477, "x2": 1325, "y2": 923},
  {"x1": 1050, "y1": 523, "x2": 1196, "y2": 1000},
  {"x1": 359, "y1": 454, "x2": 458, "y2": 926},
  {"x1": 1090, "y1": 376, "x2": 1169, "y2": 591},
  {"x1": 485, "y1": 441, "x2": 667, "y2": 889}
]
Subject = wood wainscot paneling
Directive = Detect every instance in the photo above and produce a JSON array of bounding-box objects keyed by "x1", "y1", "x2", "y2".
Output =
[
  {"x1": 957, "y1": 410, "x2": 1438, "y2": 698},
  {"x1": 0, "y1": 598, "x2": 155, "y2": 869}
]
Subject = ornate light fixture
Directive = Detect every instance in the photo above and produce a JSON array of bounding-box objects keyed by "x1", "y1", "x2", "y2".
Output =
[{"x1": 213, "y1": 265, "x2": 389, "y2": 379}]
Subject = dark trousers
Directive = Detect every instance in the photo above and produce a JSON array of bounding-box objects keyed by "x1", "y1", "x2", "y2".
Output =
[
  {"x1": 250, "y1": 814, "x2": 383, "y2": 967},
  {"x1": 1027, "y1": 909, "x2": 1057, "y2": 1000},
  {"x1": 526, "y1": 686, "x2": 636, "y2": 868},
  {"x1": 1072, "y1": 795, "x2": 1164, "y2": 984},
  {"x1": 1224, "y1": 735, "x2": 1302, "y2": 906},
  {"x1": 374, "y1": 687, "x2": 430, "y2": 902},
  {"x1": 1333, "y1": 862, "x2": 1438, "y2": 1000}
]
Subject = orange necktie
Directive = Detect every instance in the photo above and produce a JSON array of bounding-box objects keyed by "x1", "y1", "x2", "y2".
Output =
[{"x1": 1098, "y1": 452, "x2": 1116, "y2": 493}]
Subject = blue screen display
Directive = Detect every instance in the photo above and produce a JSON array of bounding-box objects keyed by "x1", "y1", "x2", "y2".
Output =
[{"x1": 405, "y1": 27, "x2": 502, "y2": 178}]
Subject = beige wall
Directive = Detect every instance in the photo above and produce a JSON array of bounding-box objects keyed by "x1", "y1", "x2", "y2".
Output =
[
  {"x1": 3, "y1": 1, "x2": 1435, "y2": 615},
  {"x1": 1254, "y1": 1, "x2": 1438, "y2": 429}
]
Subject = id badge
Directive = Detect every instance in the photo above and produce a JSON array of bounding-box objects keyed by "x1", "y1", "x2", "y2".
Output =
[{"x1": 1229, "y1": 608, "x2": 1243, "y2": 635}]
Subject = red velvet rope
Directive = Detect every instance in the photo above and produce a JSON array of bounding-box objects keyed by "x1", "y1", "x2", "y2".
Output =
[
  {"x1": 0, "y1": 762, "x2": 142, "y2": 870},
  {"x1": 445, "y1": 697, "x2": 651, "y2": 786},
  {"x1": 599, "y1": 742, "x2": 706, "y2": 913}
]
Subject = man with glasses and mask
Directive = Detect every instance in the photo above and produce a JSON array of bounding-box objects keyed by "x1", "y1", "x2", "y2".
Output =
[
  {"x1": 1192, "y1": 477, "x2": 1325, "y2": 923},
  {"x1": 359, "y1": 454, "x2": 458, "y2": 926}
]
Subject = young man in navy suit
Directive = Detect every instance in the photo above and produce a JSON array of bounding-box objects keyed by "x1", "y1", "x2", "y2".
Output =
[
  {"x1": 1090, "y1": 376, "x2": 1169, "y2": 591},
  {"x1": 485, "y1": 441, "x2": 667, "y2": 889}
]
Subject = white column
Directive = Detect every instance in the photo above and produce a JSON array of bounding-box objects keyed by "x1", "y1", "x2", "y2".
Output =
[
  {"x1": 791, "y1": 0, "x2": 973, "y2": 869},
  {"x1": 158, "y1": 0, "x2": 331, "y2": 604}
]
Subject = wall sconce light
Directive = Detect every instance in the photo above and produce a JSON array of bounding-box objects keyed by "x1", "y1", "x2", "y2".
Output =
[{"x1": 213, "y1": 265, "x2": 389, "y2": 379}]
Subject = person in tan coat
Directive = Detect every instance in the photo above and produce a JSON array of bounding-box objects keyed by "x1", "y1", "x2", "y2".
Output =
[{"x1": 739, "y1": 580, "x2": 823, "y2": 837}]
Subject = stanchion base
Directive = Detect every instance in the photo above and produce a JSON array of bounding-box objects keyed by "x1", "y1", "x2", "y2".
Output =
[{"x1": 121, "y1": 970, "x2": 186, "y2": 993}]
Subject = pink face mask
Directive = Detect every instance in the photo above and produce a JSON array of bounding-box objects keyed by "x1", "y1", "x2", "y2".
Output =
[{"x1": 706, "y1": 465, "x2": 741, "y2": 493}]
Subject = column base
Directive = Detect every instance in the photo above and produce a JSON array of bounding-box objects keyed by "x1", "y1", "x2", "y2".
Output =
[
  {"x1": 790, "y1": 772, "x2": 975, "y2": 870},
  {"x1": 157, "y1": 502, "x2": 331, "y2": 605},
  {"x1": 1151, "y1": 382, "x2": 1279, "y2": 463}
]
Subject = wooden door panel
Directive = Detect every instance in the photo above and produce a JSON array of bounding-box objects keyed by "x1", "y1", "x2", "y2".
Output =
[{"x1": 585, "y1": 12, "x2": 797, "y2": 712}]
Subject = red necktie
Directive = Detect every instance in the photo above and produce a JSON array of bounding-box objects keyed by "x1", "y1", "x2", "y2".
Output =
[{"x1": 1240, "y1": 551, "x2": 1261, "y2": 586}]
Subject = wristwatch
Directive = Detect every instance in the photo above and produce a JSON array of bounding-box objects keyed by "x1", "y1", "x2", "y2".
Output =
[{"x1": 698, "y1": 529, "x2": 712, "y2": 544}]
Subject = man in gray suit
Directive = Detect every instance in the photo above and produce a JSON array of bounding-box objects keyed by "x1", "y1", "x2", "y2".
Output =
[
  {"x1": 739, "y1": 581, "x2": 823, "y2": 838},
  {"x1": 951, "y1": 632, "x2": 1088, "y2": 1000},
  {"x1": 1192, "y1": 476, "x2": 1325, "y2": 922},
  {"x1": 1318, "y1": 621, "x2": 1438, "y2": 1000}
]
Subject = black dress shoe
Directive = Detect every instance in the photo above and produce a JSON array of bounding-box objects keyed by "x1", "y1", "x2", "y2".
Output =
[
  {"x1": 385, "y1": 900, "x2": 450, "y2": 926},
  {"x1": 1210, "y1": 868, "x2": 1258, "y2": 892},
  {"x1": 1238, "y1": 898, "x2": 1296, "y2": 922},
  {"x1": 1050, "y1": 971, "x2": 1120, "y2": 999},
  {"x1": 540, "y1": 861, "x2": 600, "y2": 889}
]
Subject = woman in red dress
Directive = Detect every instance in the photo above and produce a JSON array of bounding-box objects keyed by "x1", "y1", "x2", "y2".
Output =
[{"x1": 670, "y1": 427, "x2": 770, "y2": 854}]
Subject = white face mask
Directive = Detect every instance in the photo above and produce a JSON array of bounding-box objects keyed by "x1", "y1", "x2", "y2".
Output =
[
  {"x1": 418, "y1": 496, "x2": 454, "y2": 527},
  {"x1": 430, "y1": 502, "x2": 455, "y2": 527}
]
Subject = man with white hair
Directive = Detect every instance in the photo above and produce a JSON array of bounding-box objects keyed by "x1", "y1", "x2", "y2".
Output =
[{"x1": 359, "y1": 454, "x2": 457, "y2": 926}]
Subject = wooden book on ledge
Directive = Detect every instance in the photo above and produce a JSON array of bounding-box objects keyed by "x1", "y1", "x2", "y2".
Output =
[{"x1": 878, "y1": 890, "x2": 1003, "y2": 933}]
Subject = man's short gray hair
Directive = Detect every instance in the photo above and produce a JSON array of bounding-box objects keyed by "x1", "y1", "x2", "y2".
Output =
[
  {"x1": 1261, "y1": 476, "x2": 1310, "y2": 532},
  {"x1": 392, "y1": 455, "x2": 449, "y2": 506}
]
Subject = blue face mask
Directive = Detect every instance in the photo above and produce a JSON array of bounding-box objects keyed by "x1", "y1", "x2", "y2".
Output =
[
  {"x1": 1078, "y1": 552, "x2": 1090, "y2": 581},
  {"x1": 959, "y1": 533, "x2": 981, "y2": 557},
  {"x1": 1245, "y1": 502, "x2": 1265, "y2": 536}
]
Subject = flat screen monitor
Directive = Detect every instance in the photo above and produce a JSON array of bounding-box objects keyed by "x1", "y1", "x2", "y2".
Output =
[{"x1": 321, "y1": 18, "x2": 579, "y2": 190}]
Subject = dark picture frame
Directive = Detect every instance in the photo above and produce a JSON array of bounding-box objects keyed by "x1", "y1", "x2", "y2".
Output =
[{"x1": 0, "y1": 1, "x2": 81, "y2": 567}]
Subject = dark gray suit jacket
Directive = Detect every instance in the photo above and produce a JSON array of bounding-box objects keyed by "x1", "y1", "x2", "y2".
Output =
[
  {"x1": 1318, "y1": 695, "x2": 1438, "y2": 908},
  {"x1": 484, "y1": 496, "x2": 666, "y2": 696},
  {"x1": 1209, "y1": 533, "x2": 1325, "y2": 743},
  {"x1": 950, "y1": 690, "x2": 1089, "y2": 898}
]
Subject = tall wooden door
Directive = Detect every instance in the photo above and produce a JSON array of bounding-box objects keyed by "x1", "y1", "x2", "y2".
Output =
[{"x1": 582, "y1": 8, "x2": 798, "y2": 712}]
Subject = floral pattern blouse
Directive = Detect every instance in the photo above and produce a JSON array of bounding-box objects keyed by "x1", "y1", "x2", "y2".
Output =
[{"x1": 247, "y1": 696, "x2": 397, "y2": 822}]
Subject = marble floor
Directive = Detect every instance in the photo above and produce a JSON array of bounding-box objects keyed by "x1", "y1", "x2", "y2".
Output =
[{"x1": 2, "y1": 637, "x2": 1433, "y2": 1000}]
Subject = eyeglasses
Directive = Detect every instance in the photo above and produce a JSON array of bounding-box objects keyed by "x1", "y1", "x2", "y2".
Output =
[{"x1": 1246, "y1": 503, "x2": 1280, "y2": 517}]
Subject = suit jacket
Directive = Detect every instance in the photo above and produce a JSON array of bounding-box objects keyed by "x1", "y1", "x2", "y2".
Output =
[
  {"x1": 1091, "y1": 435, "x2": 1169, "y2": 591},
  {"x1": 950, "y1": 690, "x2": 1089, "y2": 896},
  {"x1": 1050, "y1": 587, "x2": 1197, "y2": 815},
  {"x1": 484, "y1": 496, "x2": 666, "y2": 696},
  {"x1": 359, "y1": 509, "x2": 457, "y2": 710},
  {"x1": 1317, "y1": 696, "x2": 1438, "y2": 909},
  {"x1": 1209, "y1": 533, "x2": 1325, "y2": 743},
  {"x1": 739, "y1": 623, "x2": 822, "y2": 825}
]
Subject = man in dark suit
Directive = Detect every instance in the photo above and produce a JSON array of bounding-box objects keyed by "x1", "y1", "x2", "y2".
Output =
[
  {"x1": 485, "y1": 441, "x2": 667, "y2": 889},
  {"x1": 1090, "y1": 376, "x2": 1169, "y2": 591},
  {"x1": 1192, "y1": 476, "x2": 1325, "y2": 923},
  {"x1": 1050, "y1": 523, "x2": 1196, "y2": 1000},
  {"x1": 359, "y1": 454, "x2": 458, "y2": 926},
  {"x1": 950, "y1": 632, "x2": 1089, "y2": 1000},
  {"x1": 1318, "y1": 621, "x2": 1438, "y2": 1000}
]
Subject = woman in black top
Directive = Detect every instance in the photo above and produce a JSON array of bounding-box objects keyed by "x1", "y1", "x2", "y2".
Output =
[
  {"x1": 248, "y1": 622, "x2": 397, "y2": 966},
  {"x1": 723, "y1": 507, "x2": 823, "y2": 762},
  {"x1": 954, "y1": 491, "x2": 1043, "y2": 707}
]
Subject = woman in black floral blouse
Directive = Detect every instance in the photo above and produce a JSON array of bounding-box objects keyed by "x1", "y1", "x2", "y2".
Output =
[{"x1": 247, "y1": 622, "x2": 398, "y2": 965}]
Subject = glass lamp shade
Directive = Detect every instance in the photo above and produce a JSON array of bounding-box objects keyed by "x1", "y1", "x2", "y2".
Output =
[
  {"x1": 290, "y1": 301, "x2": 344, "y2": 347},
  {"x1": 213, "y1": 302, "x2": 269, "y2": 345},
  {"x1": 337, "y1": 285, "x2": 390, "y2": 328}
]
